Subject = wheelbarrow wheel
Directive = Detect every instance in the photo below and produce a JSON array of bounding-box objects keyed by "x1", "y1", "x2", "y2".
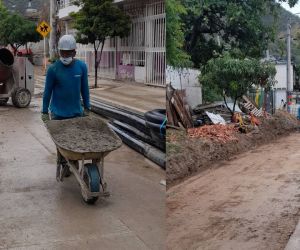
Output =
[
  {"x1": 11, "y1": 88, "x2": 31, "y2": 108},
  {"x1": 82, "y1": 163, "x2": 100, "y2": 204}
]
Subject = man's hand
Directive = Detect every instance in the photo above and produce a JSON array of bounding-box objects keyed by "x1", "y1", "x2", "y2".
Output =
[
  {"x1": 41, "y1": 113, "x2": 50, "y2": 122},
  {"x1": 83, "y1": 108, "x2": 90, "y2": 117}
]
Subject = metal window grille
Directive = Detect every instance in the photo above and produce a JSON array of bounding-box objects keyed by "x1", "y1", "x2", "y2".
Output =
[{"x1": 73, "y1": 0, "x2": 166, "y2": 86}]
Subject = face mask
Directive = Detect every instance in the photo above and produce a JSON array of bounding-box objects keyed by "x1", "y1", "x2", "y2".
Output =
[{"x1": 60, "y1": 57, "x2": 73, "y2": 65}]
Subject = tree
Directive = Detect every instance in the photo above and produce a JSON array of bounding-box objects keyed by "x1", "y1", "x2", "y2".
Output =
[
  {"x1": 0, "y1": 6, "x2": 41, "y2": 54},
  {"x1": 179, "y1": 0, "x2": 300, "y2": 68},
  {"x1": 0, "y1": 4, "x2": 9, "y2": 46},
  {"x1": 166, "y1": 0, "x2": 190, "y2": 68},
  {"x1": 165, "y1": 0, "x2": 298, "y2": 104},
  {"x1": 200, "y1": 53, "x2": 277, "y2": 115},
  {"x1": 181, "y1": 0, "x2": 274, "y2": 67},
  {"x1": 71, "y1": 0, "x2": 131, "y2": 88}
]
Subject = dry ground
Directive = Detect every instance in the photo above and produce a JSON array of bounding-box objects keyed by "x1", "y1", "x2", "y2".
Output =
[{"x1": 167, "y1": 132, "x2": 300, "y2": 250}]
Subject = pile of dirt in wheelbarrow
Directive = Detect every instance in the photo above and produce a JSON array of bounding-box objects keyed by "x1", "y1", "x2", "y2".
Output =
[
  {"x1": 46, "y1": 117, "x2": 122, "y2": 153},
  {"x1": 167, "y1": 110, "x2": 300, "y2": 185}
]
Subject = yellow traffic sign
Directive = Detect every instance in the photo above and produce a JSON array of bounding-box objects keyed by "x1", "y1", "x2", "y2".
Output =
[{"x1": 36, "y1": 21, "x2": 51, "y2": 37}]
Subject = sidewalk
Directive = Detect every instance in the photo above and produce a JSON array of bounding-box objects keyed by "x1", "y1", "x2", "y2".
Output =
[{"x1": 34, "y1": 66, "x2": 166, "y2": 114}]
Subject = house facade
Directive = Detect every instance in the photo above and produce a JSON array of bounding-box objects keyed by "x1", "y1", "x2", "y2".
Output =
[{"x1": 57, "y1": 0, "x2": 166, "y2": 87}]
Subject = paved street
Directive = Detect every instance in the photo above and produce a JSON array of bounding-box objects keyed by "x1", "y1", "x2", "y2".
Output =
[{"x1": 0, "y1": 97, "x2": 165, "y2": 250}]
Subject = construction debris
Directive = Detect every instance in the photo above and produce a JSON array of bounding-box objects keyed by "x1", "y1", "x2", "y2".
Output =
[
  {"x1": 241, "y1": 96, "x2": 264, "y2": 116},
  {"x1": 167, "y1": 84, "x2": 193, "y2": 129},
  {"x1": 205, "y1": 111, "x2": 226, "y2": 125},
  {"x1": 250, "y1": 113, "x2": 261, "y2": 126},
  {"x1": 193, "y1": 103, "x2": 233, "y2": 124},
  {"x1": 188, "y1": 125, "x2": 238, "y2": 143}
]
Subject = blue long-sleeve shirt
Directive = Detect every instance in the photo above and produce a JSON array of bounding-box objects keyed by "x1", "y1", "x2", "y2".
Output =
[{"x1": 42, "y1": 59, "x2": 90, "y2": 118}]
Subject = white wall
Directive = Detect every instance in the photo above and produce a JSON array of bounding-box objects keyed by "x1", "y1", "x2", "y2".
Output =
[
  {"x1": 135, "y1": 66, "x2": 146, "y2": 83},
  {"x1": 274, "y1": 89, "x2": 287, "y2": 109},
  {"x1": 166, "y1": 66, "x2": 202, "y2": 108},
  {"x1": 274, "y1": 64, "x2": 287, "y2": 89},
  {"x1": 273, "y1": 64, "x2": 294, "y2": 109},
  {"x1": 58, "y1": 5, "x2": 80, "y2": 19},
  {"x1": 274, "y1": 64, "x2": 294, "y2": 90}
]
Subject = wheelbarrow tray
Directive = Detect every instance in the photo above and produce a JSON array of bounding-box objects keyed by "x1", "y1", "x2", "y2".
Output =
[{"x1": 45, "y1": 116, "x2": 122, "y2": 161}]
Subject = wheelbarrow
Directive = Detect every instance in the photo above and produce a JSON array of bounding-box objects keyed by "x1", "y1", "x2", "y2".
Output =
[{"x1": 45, "y1": 116, "x2": 122, "y2": 204}]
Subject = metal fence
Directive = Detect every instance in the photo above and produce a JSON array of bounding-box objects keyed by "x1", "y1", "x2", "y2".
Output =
[
  {"x1": 247, "y1": 89, "x2": 275, "y2": 114},
  {"x1": 248, "y1": 89, "x2": 300, "y2": 119},
  {"x1": 75, "y1": 0, "x2": 166, "y2": 86}
]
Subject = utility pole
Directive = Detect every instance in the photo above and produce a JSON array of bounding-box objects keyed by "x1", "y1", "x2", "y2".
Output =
[
  {"x1": 287, "y1": 18, "x2": 292, "y2": 92},
  {"x1": 49, "y1": 0, "x2": 57, "y2": 59}
]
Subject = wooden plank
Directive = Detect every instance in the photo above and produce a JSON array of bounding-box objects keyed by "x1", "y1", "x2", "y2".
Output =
[
  {"x1": 172, "y1": 94, "x2": 193, "y2": 128},
  {"x1": 170, "y1": 102, "x2": 179, "y2": 125},
  {"x1": 166, "y1": 100, "x2": 175, "y2": 125},
  {"x1": 171, "y1": 96, "x2": 187, "y2": 127},
  {"x1": 171, "y1": 95, "x2": 188, "y2": 127},
  {"x1": 173, "y1": 93, "x2": 189, "y2": 126}
]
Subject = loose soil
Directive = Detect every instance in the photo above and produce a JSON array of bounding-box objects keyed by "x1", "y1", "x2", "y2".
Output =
[
  {"x1": 167, "y1": 111, "x2": 300, "y2": 184},
  {"x1": 46, "y1": 116, "x2": 122, "y2": 153},
  {"x1": 167, "y1": 132, "x2": 300, "y2": 250}
]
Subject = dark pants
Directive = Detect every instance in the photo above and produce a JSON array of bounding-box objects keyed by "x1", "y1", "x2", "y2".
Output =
[{"x1": 50, "y1": 114, "x2": 68, "y2": 165}]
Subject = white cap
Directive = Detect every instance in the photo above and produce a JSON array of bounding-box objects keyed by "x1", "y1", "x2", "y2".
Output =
[{"x1": 58, "y1": 35, "x2": 77, "y2": 50}]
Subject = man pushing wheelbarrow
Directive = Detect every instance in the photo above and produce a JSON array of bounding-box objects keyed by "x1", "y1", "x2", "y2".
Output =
[
  {"x1": 41, "y1": 35, "x2": 122, "y2": 204},
  {"x1": 41, "y1": 34, "x2": 90, "y2": 181}
]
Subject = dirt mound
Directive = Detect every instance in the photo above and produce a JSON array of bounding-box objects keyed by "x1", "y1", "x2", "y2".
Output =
[
  {"x1": 46, "y1": 116, "x2": 122, "y2": 153},
  {"x1": 167, "y1": 111, "x2": 300, "y2": 185}
]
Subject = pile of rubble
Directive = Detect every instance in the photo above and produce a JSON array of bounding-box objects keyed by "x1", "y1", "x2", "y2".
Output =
[
  {"x1": 188, "y1": 125, "x2": 238, "y2": 143},
  {"x1": 167, "y1": 91, "x2": 300, "y2": 183},
  {"x1": 166, "y1": 85, "x2": 290, "y2": 144},
  {"x1": 192, "y1": 103, "x2": 232, "y2": 125}
]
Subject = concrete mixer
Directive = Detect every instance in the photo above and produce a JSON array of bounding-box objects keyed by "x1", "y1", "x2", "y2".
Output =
[{"x1": 0, "y1": 48, "x2": 34, "y2": 107}]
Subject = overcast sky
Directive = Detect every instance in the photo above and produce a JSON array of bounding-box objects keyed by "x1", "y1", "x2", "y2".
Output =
[{"x1": 281, "y1": 2, "x2": 300, "y2": 14}]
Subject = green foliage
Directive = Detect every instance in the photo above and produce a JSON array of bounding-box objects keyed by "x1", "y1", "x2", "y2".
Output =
[
  {"x1": 166, "y1": 0, "x2": 299, "y2": 103},
  {"x1": 201, "y1": 83, "x2": 223, "y2": 103},
  {"x1": 166, "y1": 0, "x2": 190, "y2": 68},
  {"x1": 267, "y1": 6, "x2": 300, "y2": 64},
  {"x1": 175, "y1": 0, "x2": 300, "y2": 69},
  {"x1": 72, "y1": 0, "x2": 131, "y2": 44},
  {"x1": 180, "y1": 0, "x2": 283, "y2": 68},
  {"x1": 0, "y1": 5, "x2": 41, "y2": 52},
  {"x1": 200, "y1": 53, "x2": 277, "y2": 113},
  {"x1": 294, "y1": 64, "x2": 300, "y2": 90},
  {"x1": 71, "y1": 0, "x2": 131, "y2": 87}
]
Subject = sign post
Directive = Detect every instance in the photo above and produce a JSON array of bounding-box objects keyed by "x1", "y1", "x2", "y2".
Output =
[{"x1": 36, "y1": 21, "x2": 52, "y2": 73}]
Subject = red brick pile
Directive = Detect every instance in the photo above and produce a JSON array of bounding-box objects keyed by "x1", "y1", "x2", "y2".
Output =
[{"x1": 188, "y1": 125, "x2": 238, "y2": 143}]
